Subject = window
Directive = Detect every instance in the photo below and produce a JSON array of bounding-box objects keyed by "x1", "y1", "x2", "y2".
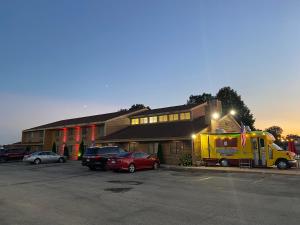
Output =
[
  {"x1": 169, "y1": 114, "x2": 179, "y2": 121},
  {"x1": 170, "y1": 142, "x2": 184, "y2": 154},
  {"x1": 131, "y1": 118, "x2": 139, "y2": 125},
  {"x1": 39, "y1": 131, "x2": 44, "y2": 138},
  {"x1": 68, "y1": 128, "x2": 74, "y2": 136},
  {"x1": 82, "y1": 127, "x2": 87, "y2": 136},
  {"x1": 148, "y1": 143, "x2": 158, "y2": 154},
  {"x1": 149, "y1": 116, "x2": 158, "y2": 123},
  {"x1": 129, "y1": 142, "x2": 137, "y2": 152},
  {"x1": 55, "y1": 130, "x2": 60, "y2": 138},
  {"x1": 180, "y1": 112, "x2": 191, "y2": 120},
  {"x1": 97, "y1": 125, "x2": 105, "y2": 137},
  {"x1": 140, "y1": 117, "x2": 148, "y2": 124},
  {"x1": 159, "y1": 115, "x2": 168, "y2": 122}
]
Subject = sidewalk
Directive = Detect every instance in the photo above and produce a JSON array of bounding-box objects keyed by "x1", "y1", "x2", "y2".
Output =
[{"x1": 161, "y1": 164, "x2": 300, "y2": 176}]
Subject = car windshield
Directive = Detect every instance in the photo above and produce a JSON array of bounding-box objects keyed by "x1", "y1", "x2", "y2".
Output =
[
  {"x1": 271, "y1": 143, "x2": 285, "y2": 151},
  {"x1": 117, "y1": 152, "x2": 131, "y2": 158}
]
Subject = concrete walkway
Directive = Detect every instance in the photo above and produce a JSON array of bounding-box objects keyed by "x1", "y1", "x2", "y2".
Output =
[{"x1": 161, "y1": 164, "x2": 300, "y2": 176}]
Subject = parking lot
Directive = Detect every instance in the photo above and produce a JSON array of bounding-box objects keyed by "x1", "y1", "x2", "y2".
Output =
[{"x1": 0, "y1": 161, "x2": 300, "y2": 225}]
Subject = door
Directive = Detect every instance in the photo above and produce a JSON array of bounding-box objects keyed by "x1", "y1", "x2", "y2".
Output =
[{"x1": 251, "y1": 138, "x2": 267, "y2": 167}]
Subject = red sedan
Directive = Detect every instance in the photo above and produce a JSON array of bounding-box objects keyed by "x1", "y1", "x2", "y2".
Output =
[{"x1": 107, "y1": 152, "x2": 160, "y2": 173}]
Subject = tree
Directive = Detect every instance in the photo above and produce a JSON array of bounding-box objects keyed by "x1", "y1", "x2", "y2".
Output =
[
  {"x1": 187, "y1": 93, "x2": 214, "y2": 105},
  {"x1": 63, "y1": 146, "x2": 69, "y2": 159},
  {"x1": 51, "y1": 142, "x2": 57, "y2": 153},
  {"x1": 265, "y1": 126, "x2": 283, "y2": 144},
  {"x1": 78, "y1": 140, "x2": 85, "y2": 160},
  {"x1": 129, "y1": 104, "x2": 147, "y2": 110},
  {"x1": 157, "y1": 143, "x2": 164, "y2": 164},
  {"x1": 216, "y1": 87, "x2": 255, "y2": 130}
]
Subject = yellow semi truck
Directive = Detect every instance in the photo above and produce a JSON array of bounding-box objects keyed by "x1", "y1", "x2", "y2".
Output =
[{"x1": 199, "y1": 131, "x2": 297, "y2": 169}]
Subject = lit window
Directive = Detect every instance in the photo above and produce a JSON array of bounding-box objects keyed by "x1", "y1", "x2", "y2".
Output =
[
  {"x1": 131, "y1": 118, "x2": 139, "y2": 125},
  {"x1": 140, "y1": 117, "x2": 148, "y2": 124},
  {"x1": 180, "y1": 112, "x2": 191, "y2": 120},
  {"x1": 159, "y1": 115, "x2": 168, "y2": 122},
  {"x1": 149, "y1": 116, "x2": 157, "y2": 123},
  {"x1": 169, "y1": 114, "x2": 179, "y2": 121}
]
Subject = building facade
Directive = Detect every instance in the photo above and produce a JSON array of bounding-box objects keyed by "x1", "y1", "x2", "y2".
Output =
[{"x1": 21, "y1": 100, "x2": 241, "y2": 164}]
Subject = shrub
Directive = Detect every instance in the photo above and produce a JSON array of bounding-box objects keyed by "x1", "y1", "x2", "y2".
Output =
[
  {"x1": 179, "y1": 153, "x2": 192, "y2": 167},
  {"x1": 157, "y1": 143, "x2": 164, "y2": 164}
]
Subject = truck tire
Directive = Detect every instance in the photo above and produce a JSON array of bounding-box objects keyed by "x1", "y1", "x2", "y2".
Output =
[
  {"x1": 276, "y1": 159, "x2": 288, "y2": 169},
  {"x1": 220, "y1": 159, "x2": 229, "y2": 167}
]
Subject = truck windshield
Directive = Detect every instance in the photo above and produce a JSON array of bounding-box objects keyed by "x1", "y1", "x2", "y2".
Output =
[{"x1": 271, "y1": 143, "x2": 285, "y2": 151}]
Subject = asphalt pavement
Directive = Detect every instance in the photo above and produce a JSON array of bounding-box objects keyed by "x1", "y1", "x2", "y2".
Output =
[{"x1": 0, "y1": 161, "x2": 299, "y2": 225}]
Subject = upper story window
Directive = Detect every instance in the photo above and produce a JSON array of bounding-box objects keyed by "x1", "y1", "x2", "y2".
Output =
[
  {"x1": 149, "y1": 116, "x2": 157, "y2": 123},
  {"x1": 140, "y1": 117, "x2": 148, "y2": 124},
  {"x1": 82, "y1": 127, "x2": 87, "y2": 136},
  {"x1": 68, "y1": 128, "x2": 74, "y2": 136},
  {"x1": 39, "y1": 131, "x2": 43, "y2": 138},
  {"x1": 159, "y1": 115, "x2": 168, "y2": 122},
  {"x1": 131, "y1": 118, "x2": 139, "y2": 125},
  {"x1": 97, "y1": 125, "x2": 105, "y2": 137},
  {"x1": 169, "y1": 114, "x2": 179, "y2": 121},
  {"x1": 180, "y1": 112, "x2": 191, "y2": 120},
  {"x1": 55, "y1": 130, "x2": 60, "y2": 137}
]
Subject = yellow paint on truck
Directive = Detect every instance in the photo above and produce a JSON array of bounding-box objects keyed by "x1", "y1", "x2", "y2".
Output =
[{"x1": 196, "y1": 131, "x2": 296, "y2": 169}]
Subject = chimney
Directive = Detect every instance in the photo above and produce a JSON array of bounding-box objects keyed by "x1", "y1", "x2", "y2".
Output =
[{"x1": 205, "y1": 99, "x2": 222, "y2": 132}]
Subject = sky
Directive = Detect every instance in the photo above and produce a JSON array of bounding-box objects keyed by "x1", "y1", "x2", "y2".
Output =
[{"x1": 0, "y1": 0, "x2": 300, "y2": 144}]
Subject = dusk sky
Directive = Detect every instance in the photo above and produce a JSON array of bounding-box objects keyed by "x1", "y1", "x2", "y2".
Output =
[{"x1": 1, "y1": 0, "x2": 300, "y2": 144}]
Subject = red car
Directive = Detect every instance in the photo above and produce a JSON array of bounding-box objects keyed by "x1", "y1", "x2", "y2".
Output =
[{"x1": 107, "y1": 152, "x2": 160, "y2": 173}]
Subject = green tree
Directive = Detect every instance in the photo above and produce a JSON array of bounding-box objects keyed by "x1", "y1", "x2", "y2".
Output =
[
  {"x1": 63, "y1": 146, "x2": 69, "y2": 159},
  {"x1": 78, "y1": 140, "x2": 85, "y2": 160},
  {"x1": 157, "y1": 144, "x2": 164, "y2": 164},
  {"x1": 129, "y1": 104, "x2": 147, "y2": 110},
  {"x1": 187, "y1": 93, "x2": 214, "y2": 105},
  {"x1": 51, "y1": 142, "x2": 57, "y2": 153},
  {"x1": 265, "y1": 126, "x2": 283, "y2": 145},
  {"x1": 216, "y1": 87, "x2": 255, "y2": 130}
]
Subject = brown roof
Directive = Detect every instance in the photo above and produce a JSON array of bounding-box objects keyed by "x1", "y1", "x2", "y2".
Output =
[
  {"x1": 25, "y1": 108, "x2": 146, "y2": 131},
  {"x1": 102, "y1": 117, "x2": 207, "y2": 142},
  {"x1": 131, "y1": 103, "x2": 204, "y2": 117}
]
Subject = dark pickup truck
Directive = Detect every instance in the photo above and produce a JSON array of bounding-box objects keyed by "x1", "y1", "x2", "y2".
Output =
[
  {"x1": 81, "y1": 146, "x2": 126, "y2": 170},
  {"x1": 0, "y1": 148, "x2": 30, "y2": 162}
]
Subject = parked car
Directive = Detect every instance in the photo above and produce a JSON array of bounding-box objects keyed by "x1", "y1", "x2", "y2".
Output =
[
  {"x1": 23, "y1": 151, "x2": 66, "y2": 164},
  {"x1": 107, "y1": 152, "x2": 160, "y2": 173},
  {"x1": 0, "y1": 148, "x2": 29, "y2": 162},
  {"x1": 81, "y1": 146, "x2": 126, "y2": 170}
]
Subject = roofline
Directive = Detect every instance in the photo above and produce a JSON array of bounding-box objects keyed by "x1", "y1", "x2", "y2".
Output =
[
  {"x1": 99, "y1": 127, "x2": 208, "y2": 143},
  {"x1": 130, "y1": 102, "x2": 207, "y2": 118},
  {"x1": 23, "y1": 108, "x2": 148, "y2": 132}
]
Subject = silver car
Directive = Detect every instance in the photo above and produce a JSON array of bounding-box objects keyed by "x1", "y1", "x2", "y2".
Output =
[{"x1": 23, "y1": 151, "x2": 66, "y2": 165}]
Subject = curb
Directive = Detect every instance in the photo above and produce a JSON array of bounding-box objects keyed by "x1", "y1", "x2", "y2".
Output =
[{"x1": 160, "y1": 164, "x2": 300, "y2": 176}]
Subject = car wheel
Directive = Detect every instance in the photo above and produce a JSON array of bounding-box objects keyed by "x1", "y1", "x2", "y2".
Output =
[
  {"x1": 34, "y1": 158, "x2": 41, "y2": 165},
  {"x1": 88, "y1": 166, "x2": 97, "y2": 171},
  {"x1": 58, "y1": 157, "x2": 65, "y2": 163},
  {"x1": 277, "y1": 160, "x2": 288, "y2": 169},
  {"x1": 128, "y1": 163, "x2": 135, "y2": 173},
  {"x1": 220, "y1": 159, "x2": 229, "y2": 167},
  {"x1": 153, "y1": 162, "x2": 159, "y2": 170}
]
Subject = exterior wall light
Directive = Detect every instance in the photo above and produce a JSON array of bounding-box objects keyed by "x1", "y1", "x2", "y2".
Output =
[
  {"x1": 212, "y1": 112, "x2": 220, "y2": 120},
  {"x1": 230, "y1": 109, "x2": 236, "y2": 116},
  {"x1": 191, "y1": 134, "x2": 196, "y2": 139}
]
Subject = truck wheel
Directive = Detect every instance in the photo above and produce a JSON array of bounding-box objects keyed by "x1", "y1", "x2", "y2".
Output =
[
  {"x1": 277, "y1": 160, "x2": 288, "y2": 169},
  {"x1": 220, "y1": 159, "x2": 229, "y2": 167}
]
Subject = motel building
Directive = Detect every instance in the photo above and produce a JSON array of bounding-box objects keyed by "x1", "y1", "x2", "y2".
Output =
[{"x1": 21, "y1": 100, "x2": 241, "y2": 164}]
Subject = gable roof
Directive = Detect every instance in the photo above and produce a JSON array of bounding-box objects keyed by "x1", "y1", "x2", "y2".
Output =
[
  {"x1": 101, "y1": 116, "x2": 207, "y2": 142},
  {"x1": 25, "y1": 108, "x2": 147, "y2": 131},
  {"x1": 131, "y1": 103, "x2": 206, "y2": 117}
]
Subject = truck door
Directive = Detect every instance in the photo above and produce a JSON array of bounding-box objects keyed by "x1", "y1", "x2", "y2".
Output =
[{"x1": 251, "y1": 138, "x2": 266, "y2": 167}]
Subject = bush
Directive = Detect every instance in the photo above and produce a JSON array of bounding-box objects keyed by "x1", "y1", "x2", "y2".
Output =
[
  {"x1": 52, "y1": 142, "x2": 57, "y2": 153},
  {"x1": 179, "y1": 153, "x2": 192, "y2": 167},
  {"x1": 78, "y1": 140, "x2": 84, "y2": 160}
]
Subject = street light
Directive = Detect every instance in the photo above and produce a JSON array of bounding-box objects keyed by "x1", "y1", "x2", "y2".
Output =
[
  {"x1": 212, "y1": 112, "x2": 220, "y2": 120},
  {"x1": 230, "y1": 109, "x2": 236, "y2": 116}
]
